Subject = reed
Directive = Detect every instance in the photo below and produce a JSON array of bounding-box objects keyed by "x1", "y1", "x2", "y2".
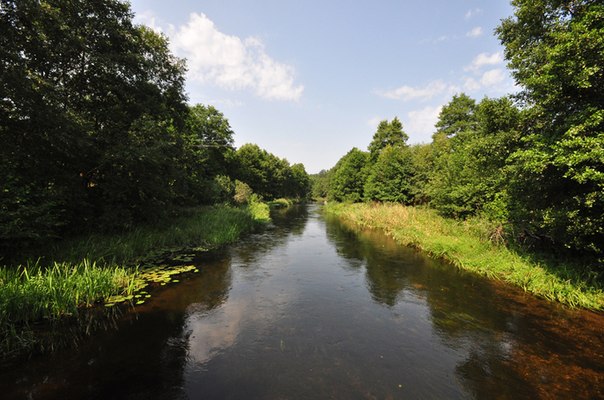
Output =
[{"x1": 324, "y1": 202, "x2": 604, "y2": 310}]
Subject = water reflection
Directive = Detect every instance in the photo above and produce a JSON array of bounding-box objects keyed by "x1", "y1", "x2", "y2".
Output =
[
  {"x1": 326, "y1": 215, "x2": 604, "y2": 399},
  {"x1": 1, "y1": 204, "x2": 603, "y2": 399},
  {"x1": 183, "y1": 207, "x2": 311, "y2": 370}
]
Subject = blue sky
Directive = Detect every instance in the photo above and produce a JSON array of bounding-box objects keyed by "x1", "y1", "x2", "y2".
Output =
[{"x1": 130, "y1": 0, "x2": 517, "y2": 173}]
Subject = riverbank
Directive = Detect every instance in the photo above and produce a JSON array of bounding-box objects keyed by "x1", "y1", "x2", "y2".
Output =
[
  {"x1": 0, "y1": 202, "x2": 270, "y2": 357},
  {"x1": 324, "y1": 202, "x2": 604, "y2": 310}
]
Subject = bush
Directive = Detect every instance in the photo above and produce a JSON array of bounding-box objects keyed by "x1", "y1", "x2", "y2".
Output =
[{"x1": 233, "y1": 180, "x2": 253, "y2": 204}]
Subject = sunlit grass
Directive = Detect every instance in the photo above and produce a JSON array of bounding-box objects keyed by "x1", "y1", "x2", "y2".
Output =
[
  {"x1": 49, "y1": 204, "x2": 269, "y2": 265},
  {"x1": 325, "y1": 202, "x2": 604, "y2": 310},
  {"x1": 268, "y1": 198, "x2": 294, "y2": 208}
]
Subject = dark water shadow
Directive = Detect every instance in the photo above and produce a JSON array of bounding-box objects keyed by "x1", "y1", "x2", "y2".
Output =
[{"x1": 324, "y1": 214, "x2": 604, "y2": 399}]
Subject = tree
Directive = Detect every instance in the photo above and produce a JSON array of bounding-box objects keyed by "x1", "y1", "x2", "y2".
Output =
[
  {"x1": 311, "y1": 170, "x2": 331, "y2": 200},
  {"x1": 288, "y1": 163, "x2": 311, "y2": 199},
  {"x1": 497, "y1": 0, "x2": 604, "y2": 255},
  {"x1": 184, "y1": 105, "x2": 235, "y2": 176},
  {"x1": 427, "y1": 95, "x2": 520, "y2": 219},
  {"x1": 434, "y1": 94, "x2": 477, "y2": 138},
  {"x1": 407, "y1": 143, "x2": 433, "y2": 205},
  {"x1": 233, "y1": 144, "x2": 309, "y2": 200},
  {"x1": 364, "y1": 145, "x2": 414, "y2": 203},
  {"x1": 368, "y1": 117, "x2": 409, "y2": 161},
  {"x1": 328, "y1": 148, "x2": 369, "y2": 202},
  {"x1": 183, "y1": 104, "x2": 235, "y2": 203},
  {"x1": 0, "y1": 0, "x2": 188, "y2": 247}
]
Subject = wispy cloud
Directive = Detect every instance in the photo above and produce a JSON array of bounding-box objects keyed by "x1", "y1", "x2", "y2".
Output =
[
  {"x1": 367, "y1": 116, "x2": 384, "y2": 128},
  {"x1": 135, "y1": 12, "x2": 303, "y2": 101},
  {"x1": 480, "y1": 68, "x2": 506, "y2": 86},
  {"x1": 464, "y1": 51, "x2": 503, "y2": 72},
  {"x1": 377, "y1": 80, "x2": 457, "y2": 101},
  {"x1": 466, "y1": 26, "x2": 483, "y2": 38},
  {"x1": 465, "y1": 8, "x2": 483, "y2": 20},
  {"x1": 406, "y1": 105, "x2": 443, "y2": 143}
]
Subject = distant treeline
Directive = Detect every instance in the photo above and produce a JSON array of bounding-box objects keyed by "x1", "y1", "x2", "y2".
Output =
[
  {"x1": 0, "y1": 0, "x2": 310, "y2": 256},
  {"x1": 313, "y1": 0, "x2": 603, "y2": 264}
]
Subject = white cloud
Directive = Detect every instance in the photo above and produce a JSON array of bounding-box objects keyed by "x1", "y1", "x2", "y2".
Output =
[
  {"x1": 406, "y1": 105, "x2": 443, "y2": 143},
  {"x1": 206, "y1": 98, "x2": 244, "y2": 108},
  {"x1": 480, "y1": 68, "x2": 506, "y2": 86},
  {"x1": 168, "y1": 13, "x2": 303, "y2": 101},
  {"x1": 464, "y1": 51, "x2": 503, "y2": 72},
  {"x1": 465, "y1": 8, "x2": 483, "y2": 19},
  {"x1": 377, "y1": 80, "x2": 456, "y2": 101},
  {"x1": 462, "y1": 77, "x2": 481, "y2": 91},
  {"x1": 466, "y1": 26, "x2": 483, "y2": 38},
  {"x1": 367, "y1": 116, "x2": 384, "y2": 128}
]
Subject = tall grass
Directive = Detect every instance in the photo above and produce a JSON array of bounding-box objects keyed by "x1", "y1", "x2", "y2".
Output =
[
  {"x1": 48, "y1": 204, "x2": 270, "y2": 265},
  {"x1": 325, "y1": 202, "x2": 604, "y2": 310},
  {"x1": 0, "y1": 260, "x2": 135, "y2": 324},
  {"x1": 0, "y1": 203, "x2": 270, "y2": 357}
]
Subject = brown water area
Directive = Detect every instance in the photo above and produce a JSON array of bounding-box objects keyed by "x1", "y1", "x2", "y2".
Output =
[{"x1": 1, "y1": 204, "x2": 603, "y2": 399}]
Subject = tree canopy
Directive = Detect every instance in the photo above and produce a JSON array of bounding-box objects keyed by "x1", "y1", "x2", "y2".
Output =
[
  {"x1": 0, "y1": 0, "x2": 310, "y2": 255},
  {"x1": 368, "y1": 118, "x2": 409, "y2": 161},
  {"x1": 497, "y1": 0, "x2": 604, "y2": 254}
]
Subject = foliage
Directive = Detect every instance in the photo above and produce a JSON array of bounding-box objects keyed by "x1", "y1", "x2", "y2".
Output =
[
  {"x1": 233, "y1": 143, "x2": 310, "y2": 200},
  {"x1": 233, "y1": 180, "x2": 254, "y2": 204},
  {"x1": 328, "y1": 148, "x2": 369, "y2": 202},
  {"x1": 310, "y1": 170, "x2": 331, "y2": 200},
  {"x1": 407, "y1": 143, "x2": 433, "y2": 205},
  {"x1": 183, "y1": 104, "x2": 235, "y2": 203},
  {"x1": 434, "y1": 93, "x2": 477, "y2": 138},
  {"x1": 497, "y1": 0, "x2": 604, "y2": 256},
  {"x1": 0, "y1": 0, "x2": 188, "y2": 250},
  {"x1": 368, "y1": 117, "x2": 409, "y2": 161},
  {"x1": 427, "y1": 96, "x2": 521, "y2": 219},
  {"x1": 288, "y1": 163, "x2": 312, "y2": 199},
  {"x1": 269, "y1": 198, "x2": 294, "y2": 208},
  {"x1": 364, "y1": 145, "x2": 414, "y2": 203}
]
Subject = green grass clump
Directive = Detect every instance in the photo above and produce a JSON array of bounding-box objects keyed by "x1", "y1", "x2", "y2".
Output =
[
  {"x1": 324, "y1": 202, "x2": 604, "y2": 310},
  {"x1": 248, "y1": 200, "x2": 271, "y2": 223},
  {"x1": 0, "y1": 260, "x2": 136, "y2": 355},
  {"x1": 268, "y1": 198, "x2": 293, "y2": 208},
  {"x1": 0, "y1": 260, "x2": 134, "y2": 325}
]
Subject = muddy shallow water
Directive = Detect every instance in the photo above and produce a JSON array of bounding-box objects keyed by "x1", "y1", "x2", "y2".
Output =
[{"x1": 1, "y1": 204, "x2": 603, "y2": 399}]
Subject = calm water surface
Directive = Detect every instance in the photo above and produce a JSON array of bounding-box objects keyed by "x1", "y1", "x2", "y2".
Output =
[{"x1": 2, "y1": 204, "x2": 603, "y2": 399}]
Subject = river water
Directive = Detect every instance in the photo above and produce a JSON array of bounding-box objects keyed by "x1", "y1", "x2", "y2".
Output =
[{"x1": 2, "y1": 204, "x2": 603, "y2": 399}]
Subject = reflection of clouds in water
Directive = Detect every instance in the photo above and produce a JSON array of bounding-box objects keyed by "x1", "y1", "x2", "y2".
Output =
[
  {"x1": 186, "y1": 299, "x2": 247, "y2": 365},
  {"x1": 184, "y1": 254, "x2": 297, "y2": 367}
]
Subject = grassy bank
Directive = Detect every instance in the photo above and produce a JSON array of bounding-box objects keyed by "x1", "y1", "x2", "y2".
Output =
[
  {"x1": 45, "y1": 203, "x2": 270, "y2": 265},
  {"x1": 325, "y1": 202, "x2": 604, "y2": 310},
  {"x1": 0, "y1": 202, "x2": 270, "y2": 357}
]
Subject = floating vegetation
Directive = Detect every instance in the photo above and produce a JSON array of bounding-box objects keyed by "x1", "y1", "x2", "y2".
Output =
[{"x1": 101, "y1": 264, "x2": 199, "y2": 307}]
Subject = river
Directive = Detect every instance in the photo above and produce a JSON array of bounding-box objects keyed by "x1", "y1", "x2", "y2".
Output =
[{"x1": 1, "y1": 204, "x2": 603, "y2": 399}]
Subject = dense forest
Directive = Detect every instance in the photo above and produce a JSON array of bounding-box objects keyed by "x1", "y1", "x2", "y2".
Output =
[
  {"x1": 0, "y1": 0, "x2": 310, "y2": 259},
  {"x1": 313, "y1": 0, "x2": 603, "y2": 266}
]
